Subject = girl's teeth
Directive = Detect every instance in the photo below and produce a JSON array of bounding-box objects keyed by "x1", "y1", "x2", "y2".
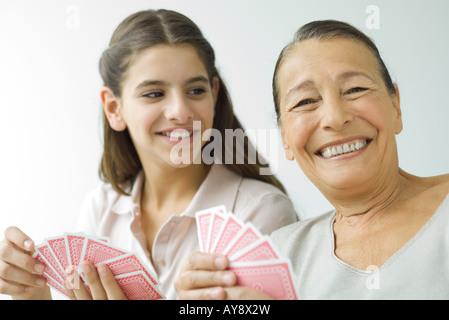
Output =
[
  {"x1": 321, "y1": 140, "x2": 368, "y2": 158},
  {"x1": 172, "y1": 131, "x2": 192, "y2": 139},
  {"x1": 160, "y1": 131, "x2": 193, "y2": 139}
]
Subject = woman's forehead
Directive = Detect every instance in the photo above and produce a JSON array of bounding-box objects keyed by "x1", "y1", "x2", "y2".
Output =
[
  {"x1": 279, "y1": 38, "x2": 380, "y2": 86},
  {"x1": 285, "y1": 38, "x2": 377, "y2": 70}
]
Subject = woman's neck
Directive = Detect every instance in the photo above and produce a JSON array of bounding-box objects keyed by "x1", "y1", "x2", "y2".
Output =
[{"x1": 330, "y1": 169, "x2": 415, "y2": 225}]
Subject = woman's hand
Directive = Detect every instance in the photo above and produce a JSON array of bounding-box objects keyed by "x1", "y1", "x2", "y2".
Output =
[
  {"x1": 174, "y1": 251, "x2": 273, "y2": 300},
  {"x1": 65, "y1": 261, "x2": 127, "y2": 300},
  {"x1": 0, "y1": 227, "x2": 50, "y2": 299}
]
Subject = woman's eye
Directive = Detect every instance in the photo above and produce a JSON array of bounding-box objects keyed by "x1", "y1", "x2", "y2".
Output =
[
  {"x1": 292, "y1": 98, "x2": 317, "y2": 109},
  {"x1": 346, "y1": 87, "x2": 367, "y2": 94}
]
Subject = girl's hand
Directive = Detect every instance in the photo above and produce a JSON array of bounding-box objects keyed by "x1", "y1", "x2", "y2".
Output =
[
  {"x1": 174, "y1": 251, "x2": 272, "y2": 300},
  {"x1": 65, "y1": 261, "x2": 127, "y2": 300},
  {"x1": 0, "y1": 227, "x2": 50, "y2": 299}
]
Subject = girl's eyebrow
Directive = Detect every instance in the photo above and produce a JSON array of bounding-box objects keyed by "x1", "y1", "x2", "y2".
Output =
[
  {"x1": 185, "y1": 76, "x2": 209, "y2": 85},
  {"x1": 135, "y1": 80, "x2": 165, "y2": 91},
  {"x1": 134, "y1": 76, "x2": 210, "y2": 93}
]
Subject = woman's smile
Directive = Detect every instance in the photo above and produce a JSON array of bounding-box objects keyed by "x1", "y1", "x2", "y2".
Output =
[{"x1": 316, "y1": 138, "x2": 372, "y2": 159}]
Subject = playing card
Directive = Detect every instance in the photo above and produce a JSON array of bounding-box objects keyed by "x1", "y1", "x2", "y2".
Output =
[
  {"x1": 32, "y1": 251, "x2": 68, "y2": 297},
  {"x1": 34, "y1": 243, "x2": 66, "y2": 281},
  {"x1": 44, "y1": 273, "x2": 69, "y2": 297},
  {"x1": 115, "y1": 271, "x2": 164, "y2": 300},
  {"x1": 33, "y1": 232, "x2": 164, "y2": 300},
  {"x1": 65, "y1": 232, "x2": 87, "y2": 270},
  {"x1": 210, "y1": 213, "x2": 244, "y2": 254},
  {"x1": 80, "y1": 235, "x2": 127, "y2": 266},
  {"x1": 32, "y1": 251, "x2": 64, "y2": 284},
  {"x1": 45, "y1": 235, "x2": 71, "y2": 275},
  {"x1": 222, "y1": 222, "x2": 263, "y2": 257},
  {"x1": 206, "y1": 211, "x2": 226, "y2": 253},
  {"x1": 95, "y1": 253, "x2": 158, "y2": 285},
  {"x1": 195, "y1": 205, "x2": 225, "y2": 252},
  {"x1": 196, "y1": 210, "x2": 212, "y2": 252},
  {"x1": 229, "y1": 260, "x2": 299, "y2": 300},
  {"x1": 195, "y1": 205, "x2": 300, "y2": 300},
  {"x1": 229, "y1": 236, "x2": 280, "y2": 262}
]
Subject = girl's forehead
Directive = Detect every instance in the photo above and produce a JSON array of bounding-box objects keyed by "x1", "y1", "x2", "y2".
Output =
[{"x1": 121, "y1": 44, "x2": 210, "y2": 88}]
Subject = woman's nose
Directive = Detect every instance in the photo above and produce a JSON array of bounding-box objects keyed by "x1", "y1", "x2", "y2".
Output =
[{"x1": 319, "y1": 96, "x2": 353, "y2": 131}]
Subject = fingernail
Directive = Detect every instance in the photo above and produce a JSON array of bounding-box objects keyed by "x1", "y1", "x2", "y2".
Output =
[
  {"x1": 34, "y1": 263, "x2": 45, "y2": 274},
  {"x1": 214, "y1": 256, "x2": 227, "y2": 269},
  {"x1": 23, "y1": 240, "x2": 33, "y2": 251},
  {"x1": 98, "y1": 264, "x2": 108, "y2": 276},
  {"x1": 36, "y1": 278, "x2": 46, "y2": 287},
  {"x1": 222, "y1": 273, "x2": 235, "y2": 286},
  {"x1": 208, "y1": 287, "x2": 224, "y2": 300},
  {"x1": 65, "y1": 266, "x2": 74, "y2": 275},
  {"x1": 25, "y1": 286, "x2": 34, "y2": 292},
  {"x1": 80, "y1": 263, "x2": 91, "y2": 274}
]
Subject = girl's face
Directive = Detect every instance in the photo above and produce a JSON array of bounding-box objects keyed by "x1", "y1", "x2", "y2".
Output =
[
  {"x1": 277, "y1": 38, "x2": 403, "y2": 193},
  {"x1": 103, "y1": 44, "x2": 218, "y2": 168}
]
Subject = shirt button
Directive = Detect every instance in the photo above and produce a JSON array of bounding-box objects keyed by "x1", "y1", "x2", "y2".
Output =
[
  {"x1": 155, "y1": 258, "x2": 165, "y2": 265},
  {"x1": 169, "y1": 220, "x2": 178, "y2": 227},
  {"x1": 160, "y1": 234, "x2": 169, "y2": 242}
]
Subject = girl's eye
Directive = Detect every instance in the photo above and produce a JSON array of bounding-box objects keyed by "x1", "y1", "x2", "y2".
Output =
[
  {"x1": 143, "y1": 91, "x2": 163, "y2": 98},
  {"x1": 188, "y1": 88, "x2": 206, "y2": 95}
]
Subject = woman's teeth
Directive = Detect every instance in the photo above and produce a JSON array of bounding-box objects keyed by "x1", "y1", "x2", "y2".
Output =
[{"x1": 320, "y1": 139, "x2": 369, "y2": 158}]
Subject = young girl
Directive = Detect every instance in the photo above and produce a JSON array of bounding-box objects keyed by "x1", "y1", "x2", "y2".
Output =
[{"x1": 0, "y1": 9, "x2": 297, "y2": 300}]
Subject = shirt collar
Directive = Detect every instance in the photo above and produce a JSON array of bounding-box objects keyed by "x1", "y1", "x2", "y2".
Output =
[
  {"x1": 181, "y1": 164, "x2": 242, "y2": 218},
  {"x1": 110, "y1": 164, "x2": 242, "y2": 217},
  {"x1": 111, "y1": 171, "x2": 145, "y2": 215}
]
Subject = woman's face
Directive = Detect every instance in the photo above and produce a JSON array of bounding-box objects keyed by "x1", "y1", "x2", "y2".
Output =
[
  {"x1": 277, "y1": 38, "x2": 402, "y2": 193},
  {"x1": 104, "y1": 44, "x2": 218, "y2": 168}
]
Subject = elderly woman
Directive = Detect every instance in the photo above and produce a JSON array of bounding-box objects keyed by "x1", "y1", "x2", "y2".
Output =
[
  {"x1": 174, "y1": 20, "x2": 449, "y2": 300},
  {"x1": 269, "y1": 19, "x2": 449, "y2": 299}
]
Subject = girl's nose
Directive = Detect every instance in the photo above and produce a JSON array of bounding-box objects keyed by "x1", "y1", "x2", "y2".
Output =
[{"x1": 164, "y1": 92, "x2": 194, "y2": 123}]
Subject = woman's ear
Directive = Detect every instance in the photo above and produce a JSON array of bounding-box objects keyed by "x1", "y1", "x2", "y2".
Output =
[
  {"x1": 281, "y1": 127, "x2": 295, "y2": 161},
  {"x1": 101, "y1": 87, "x2": 127, "y2": 132},
  {"x1": 392, "y1": 83, "x2": 403, "y2": 135}
]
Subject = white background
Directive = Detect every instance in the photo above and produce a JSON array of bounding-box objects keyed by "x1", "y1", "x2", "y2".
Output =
[{"x1": 1, "y1": 0, "x2": 448, "y2": 299}]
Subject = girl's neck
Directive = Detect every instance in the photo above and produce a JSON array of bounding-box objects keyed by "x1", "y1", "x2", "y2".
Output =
[{"x1": 141, "y1": 163, "x2": 211, "y2": 213}]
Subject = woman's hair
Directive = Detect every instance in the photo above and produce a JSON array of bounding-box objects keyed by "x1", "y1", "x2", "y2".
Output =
[
  {"x1": 99, "y1": 9, "x2": 286, "y2": 195},
  {"x1": 272, "y1": 19, "x2": 396, "y2": 123}
]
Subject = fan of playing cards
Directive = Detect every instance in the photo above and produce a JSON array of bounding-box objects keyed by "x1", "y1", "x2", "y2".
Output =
[
  {"x1": 32, "y1": 232, "x2": 165, "y2": 300},
  {"x1": 196, "y1": 205, "x2": 299, "y2": 300}
]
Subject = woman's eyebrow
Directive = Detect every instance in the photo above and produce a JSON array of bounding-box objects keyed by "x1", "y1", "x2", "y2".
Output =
[
  {"x1": 337, "y1": 71, "x2": 375, "y2": 82},
  {"x1": 285, "y1": 80, "x2": 315, "y2": 102}
]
